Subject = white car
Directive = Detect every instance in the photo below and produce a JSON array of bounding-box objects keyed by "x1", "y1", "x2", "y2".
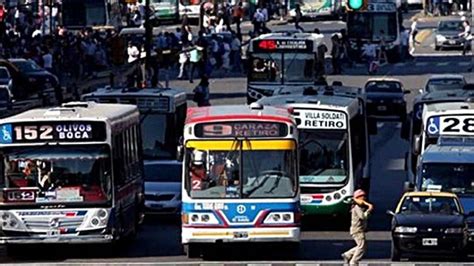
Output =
[{"x1": 144, "y1": 160, "x2": 182, "y2": 215}]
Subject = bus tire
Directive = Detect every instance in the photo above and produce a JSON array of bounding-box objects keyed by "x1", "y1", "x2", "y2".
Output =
[
  {"x1": 387, "y1": 49, "x2": 400, "y2": 63},
  {"x1": 6, "y1": 244, "x2": 22, "y2": 258},
  {"x1": 184, "y1": 243, "x2": 201, "y2": 258}
]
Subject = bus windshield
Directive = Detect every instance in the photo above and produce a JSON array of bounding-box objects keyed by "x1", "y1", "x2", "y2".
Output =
[
  {"x1": 421, "y1": 163, "x2": 474, "y2": 196},
  {"x1": 1, "y1": 145, "x2": 112, "y2": 203},
  {"x1": 141, "y1": 113, "x2": 173, "y2": 159},
  {"x1": 249, "y1": 53, "x2": 282, "y2": 84},
  {"x1": 249, "y1": 53, "x2": 315, "y2": 84},
  {"x1": 347, "y1": 13, "x2": 398, "y2": 42},
  {"x1": 283, "y1": 53, "x2": 315, "y2": 83},
  {"x1": 299, "y1": 130, "x2": 348, "y2": 184},
  {"x1": 186, "y1": 140, "x2": 297, "y2": 199}
]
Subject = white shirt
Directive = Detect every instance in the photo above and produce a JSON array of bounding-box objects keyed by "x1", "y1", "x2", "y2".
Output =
[
  {"x1": 42, "y1": 53, "x2": 53, "y2": 69},
  {"x1": 231, "y1": 38, "x2": 241, "y2": 51},
  {"x1": 127, "y1": 45, "x2": 140, "y2": 63},
  {"x1": 362, "y1": 44, "x2": 377, "y2": 58},
  {"x1": 32, "y1": 29, "x2": 42, "y2": 38}
]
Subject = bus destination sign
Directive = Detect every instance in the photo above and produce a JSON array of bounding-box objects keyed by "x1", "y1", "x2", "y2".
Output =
[
  {"x1": 195, "y1": 122, "x2": 288, "y2": 138},
  {"x1": 426, "y1": 115, "x2": 474, "y2": 136},
  {"x1": 0, "y1": 121, "x2": 107, "y2": 144},
  {"x1": 255, "y1": 40, "x2": 313, "y2": 52},
  {"x1": 297, "y1": 110, "x2": 347, "y2": 129}
]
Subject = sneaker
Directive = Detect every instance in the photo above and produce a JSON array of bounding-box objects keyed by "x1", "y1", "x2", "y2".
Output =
[{"x1": 341, "y1": 254, "x2": 350, "y2": 264}]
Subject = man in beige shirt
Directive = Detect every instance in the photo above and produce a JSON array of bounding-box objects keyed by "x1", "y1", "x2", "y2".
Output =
[{"x1": 342, "y1": 189, "x2": 374, "y2": 265}]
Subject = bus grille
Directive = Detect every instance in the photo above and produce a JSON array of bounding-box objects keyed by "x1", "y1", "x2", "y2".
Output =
[{"x1": 21, "y1": 217, "x2": 84, "y2": 231}]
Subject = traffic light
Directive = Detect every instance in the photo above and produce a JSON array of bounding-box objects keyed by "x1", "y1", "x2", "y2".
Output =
[{"x1": 347, "y1": 0, "x2": 364, "y2": 10}]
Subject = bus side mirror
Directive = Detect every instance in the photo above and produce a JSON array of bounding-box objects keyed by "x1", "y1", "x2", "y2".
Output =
[
  {"x1": 177, "y1": 145, "x2": 184, "y2": 162},
  {"x1": 413, "y1": 134, "x2": 421, "y2": 156},
  {"x1": 404, "y1": 181, "x2": 414, "y2": 192},
  {"x1": 400, "y1": 116, "x2": 410, "y2": 140},
  {"x1": 368, "y1": 117, "x2": 377, "y2": 135}
]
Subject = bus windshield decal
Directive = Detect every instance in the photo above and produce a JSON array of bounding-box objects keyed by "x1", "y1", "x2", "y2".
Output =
[
  {"x1": 195, "y1": 122, "x2": 288, "y2": 138},
  {"x1": 297, "y1": 110, "x2": 347, "y2": 129},
  {"x1": 426, "y1": 115, "x2": 474, "y2": 136},
  {"x1": 0, "y1": 121, "x2": 107, "y2": 144}
]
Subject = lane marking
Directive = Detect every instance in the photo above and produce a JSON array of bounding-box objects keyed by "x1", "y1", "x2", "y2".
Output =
[
  {"x1": 415, "y1": 29, "x2": 432, "y2": 43},
  {"x1": 459, "y1": 62, "x2": 471, "y2": 66},
  {"x1": 437, "y1": 62, "x2": 449, "y2": 66},
  {"x1": 386, "y1": 158, "x2": 405, "y2": 171},
  {"x1": 415, "y1": 62, "x2": 429, "y2": 66}
]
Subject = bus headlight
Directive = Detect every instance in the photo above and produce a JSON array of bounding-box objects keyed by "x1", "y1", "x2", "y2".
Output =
[
  {"x1": 186, "y1": 213, "x2": 219, "y2": 225},
  {"x1": 0, "y1": 211, "x2": 26, "y2": 231},
  {"x1": 78, "y1": 209, "x2": 110, "y2": 230},
  {"x1": 264, "y1": 212, "x2": 294, "y2": 224}
]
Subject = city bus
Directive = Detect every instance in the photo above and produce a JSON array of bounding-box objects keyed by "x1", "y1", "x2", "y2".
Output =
[
  {"x1": 246, "y1": 32, "x2": 325, "y2": 104},
  {"x1": 288, "y1": 0, "x2": 344, "y2": 19},
  {"x1": 180, "y1": 104, "x2": 300, "y2": 258},
  {"x1": 0, "y1": 102, "x2": 144, "y2": 249},
  {"x1": 346, "y1": 0, "x2": 401, "y2": 63},
  {"x1": 259, "y1": 86, "x2": 373, "y2": 218},
  {"x1": 179, "y1": 0, "x2": 203, "y2": 19},
  {"x1": 82, "y1": 86, "x2": 187, "y2": 160},
  {"x1": 151, "y1": 0, "x2": 180, "y2": 23},
  {"x1": 402, "y1": 90, "x2": 473, "y2": 186}
]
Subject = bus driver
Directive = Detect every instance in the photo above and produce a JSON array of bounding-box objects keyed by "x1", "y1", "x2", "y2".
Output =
[{"x1": 190, "y1": 150, "x2": 209, "y2": 191}]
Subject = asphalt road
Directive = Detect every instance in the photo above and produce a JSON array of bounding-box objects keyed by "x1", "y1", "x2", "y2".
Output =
[{"x1": 3, "y1": 12, "x2": 474, "y2": 265}]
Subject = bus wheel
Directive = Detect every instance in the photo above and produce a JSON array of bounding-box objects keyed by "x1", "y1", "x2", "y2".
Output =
[
  {"x1": 6, "y1": 244, "x2": 22, "y2": 258},
  {"x1": 391, "y1": 240, "x2": 401, "y2": 261},
  {"x1": 184, "y1": 244, "x2": 202, "y2": 258}
]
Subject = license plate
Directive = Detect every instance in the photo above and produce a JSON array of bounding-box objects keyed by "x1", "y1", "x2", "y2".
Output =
[
  {"x1": 233, "y1": 231, "x2": 248, "y2": 238},
  {"x1": 422, "y1": 238, "x2": 438, "y2": 246},
  {"x1": 47, "y1": 229, "x2": 60, "y2": 237},
  {"x1": 301, "y1": 195, "x2": 313, "y2": 204},
  {"x1": 449, "y1": 40, "x2": 456, "y2": 44},
  {"x1": 151, "y1": 204, "x2": 163, "y2": 209},
  {"x1": 377, "y1": 105, "x2": 387, "y2": 111}
]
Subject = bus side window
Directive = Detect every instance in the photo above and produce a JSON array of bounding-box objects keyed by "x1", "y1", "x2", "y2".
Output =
[{"x1": 114, "y1": 133, "x2": 126, "y2": 186}]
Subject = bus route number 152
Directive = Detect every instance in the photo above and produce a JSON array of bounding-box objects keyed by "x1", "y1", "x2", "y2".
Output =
[{"x1": 14, "y1": 125, "x2": 54, "y2": 141}]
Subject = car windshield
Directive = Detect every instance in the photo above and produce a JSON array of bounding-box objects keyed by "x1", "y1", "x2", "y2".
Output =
[
  {"x1": 141, "y1": 113, "x2": 174, "y2": 159},
  {"x1": 1, "y1": 145, "x2": 112, "y2": 204},
  {"x1": 299, "y1": 130, "x2": 348, "y2": 184},
  {"x1": 12, "y1": 60, "x2": 43, "y2": 73},
  {"x1": 0, "y1": 68, "x2": 10, "y2": 79},
  {"x1": 421, "y1": 163, "x2": 474, "y2": 195},
  {"x1": 438, "y1": 21, "x2": 463, "y2": 31},
  {"x1": 144, "y1": 163, "x2": 182, "y2": 182},
  {"x1": 399, "y1": 196, "x2": 461, "y2": 215},
  {"x1": 365, "y1": 81, "x2": 402, "y2": 93},
  {"x1": 249, "y1": 53, "x2": 282, "y2": 84},
  {"x1": 186, "y1": 140, "x2": 297, "y2": 199},
  {"x1": 283, "y1": 53, "x2": 315, "y2": 83},
  {"x1": 426, "y1": 78, "x2": 465, "y2": 92}
]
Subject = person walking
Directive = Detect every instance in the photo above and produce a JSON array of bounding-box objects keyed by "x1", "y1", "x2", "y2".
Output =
[
  {"x1": 331, "y1": 34, "x2": 342, "y2": 74},
  {"x1": 459, "y1": 19, "x2": 472, "y2": 56},
  {"x1": 189, "y1": 45, "x2": 203, "y2": 83},
  {"x1": 342, "y1": 189, "x2": 374, "y2": 265},
  {"x1": 193, "y1": 75, "x2": 210, "y2": 107},
  {"x1": 294, "y1": 4, "x2": 304, "y2": 32},
  {"x1": 232, "y1": 2, "x2": 244, "y2": 36}
]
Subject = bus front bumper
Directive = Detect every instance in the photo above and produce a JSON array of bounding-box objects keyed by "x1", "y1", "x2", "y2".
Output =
[
  {"x1": 302, "y1": 201, "x2": 350, "y2": 216},
  {"x1": 0, "y1": 234, "x2": 114, "y2": 244},
  {"x1": 182, "y1": 227, "x2": 300, "y2": 244}
]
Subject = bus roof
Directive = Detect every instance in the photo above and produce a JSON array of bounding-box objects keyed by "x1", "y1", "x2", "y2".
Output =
[
  {"x1": 423, "y1": 101, "x2": 474, "y2": 115},
  {"x1": 185, "y1": 105, "x2": 294, "y2": 124},
  {"x1": 248, "y1": 32, "x2": 324, "y2": 52},
  {"x1": 252, "y1": 32, "x2": 324, "y2": 42},
  {"x1": 422, "y1": 144, "x2": 474, "y2": 164},
  {"x1": 82, "y1": 86, "x2": 187, "y2": 112},
  {"x1": 1, "y1": 102, "x2": 138, "y2": 123},
  {"x1": 402, "y1": 191, "x2": 458, "y2": 198}
]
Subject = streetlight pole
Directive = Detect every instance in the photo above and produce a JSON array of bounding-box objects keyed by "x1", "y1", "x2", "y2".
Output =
[{"x1": 145, "y1": 0, "x2": 152, "y2": 73}]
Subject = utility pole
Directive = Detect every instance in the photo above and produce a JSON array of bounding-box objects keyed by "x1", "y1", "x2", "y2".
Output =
[{"x1": 145, "y1": 0, "x2": 152, "y2": 77}]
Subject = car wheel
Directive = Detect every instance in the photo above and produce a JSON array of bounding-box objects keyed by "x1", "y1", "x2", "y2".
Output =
[
  {"x1": 435, "y1": 45, "x2": 440, "y2": 51},
  {"x1": 391, "y1": 241, "x2": 401, "y2": 261},
  {"x1": 456, "y1": 250, "x2": 468, "y2": 261}
]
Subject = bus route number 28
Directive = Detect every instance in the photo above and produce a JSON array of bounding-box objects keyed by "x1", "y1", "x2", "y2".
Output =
[{"x1": 442, "y1": 117, "x2": 474, "y2": 134}]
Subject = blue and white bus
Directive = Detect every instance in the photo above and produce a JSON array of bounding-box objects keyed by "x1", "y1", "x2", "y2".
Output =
[{"x1": 180, "y1": 104, "x2": 300, "y2": 258}]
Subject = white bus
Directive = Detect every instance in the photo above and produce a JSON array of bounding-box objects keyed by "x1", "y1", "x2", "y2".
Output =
[
  {"x1": 0, "y1": 102, "x2": 144, "y2": 250},
  {"x1": 246, "y1": 32, "x2": 325, "y2": 104},
  {"x1": 259, "y1": 86, "x2": 374, "y2": 218}
]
